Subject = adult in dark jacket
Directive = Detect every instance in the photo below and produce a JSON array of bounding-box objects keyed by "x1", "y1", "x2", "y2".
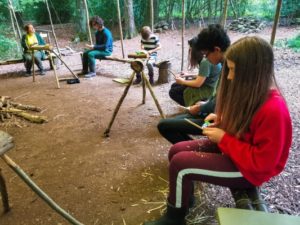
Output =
[
  {"x1": 21, "y1": 24, "x2": 46, "y2": 76},
  {"x1": 80, "y1": 16, "x2": 113, "y2": 78}
]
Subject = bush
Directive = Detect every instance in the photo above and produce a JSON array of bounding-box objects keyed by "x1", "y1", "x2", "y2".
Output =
[
  {"x1": 0, "y1": 34, "x2": 22, "y2": 61},
  {"x1": 287, "y1": 35, "x2": 300, "y2": 52}
]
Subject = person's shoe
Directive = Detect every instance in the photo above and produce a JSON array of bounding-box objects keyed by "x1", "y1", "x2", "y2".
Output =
[
  {"x1": 133, "y1": 78, "x2": 142, "y2": 85},
  {"x1": 24, "y1": 71, "x2": 31, "y2": 77},
  {"x1": 246, "y1": 188, "x2": 269, "y2": 212},
  {"x1": 84, "y1": 72, "x2": 96, "y2": 78},
  {"x1": 77, "y1": 71, "x2": 88, "y2": 76},
  {"x1": 230, "y1": 188, "x2": 254, "y2": 210},
  {"x1": 40, "y1": 70, "x2": 46, "y2": 76},
  {"x1": 144, "y1": 203, "x2": 187, "y2": 225},
  {"x1": 149, "y1": 77, "x2": 154, "y2": 85}
]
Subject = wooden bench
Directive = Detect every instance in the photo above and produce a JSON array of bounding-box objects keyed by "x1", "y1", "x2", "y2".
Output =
[
  {"x1": 217, "y1": 207, "x2": 300, "y2": 225},
  {"x1": 0, "y1": 30, "x2": 58, "y2": 69}
]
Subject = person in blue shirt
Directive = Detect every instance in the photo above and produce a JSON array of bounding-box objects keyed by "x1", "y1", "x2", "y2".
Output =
[{"x1": 80, "y1": 16, "x2": 113, "y2": 78}]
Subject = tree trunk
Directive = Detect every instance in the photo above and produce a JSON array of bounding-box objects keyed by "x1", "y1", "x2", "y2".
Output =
[
  {"x1": 181, "y1": 0, "x2": 185, "y2": 72},
  {"x1": 75, "y1": 0, "x2": 87, "y2": 33},
  {"x1": 166, "y1": 0, "x2": 175, "y2": 22},
  {"x1": 150, "y1": 0, "x2": 154, "y2": 31},
  {"x1": 220, "y1": 0, "x2": 229, "y2": 28},
  {"x1": 207, "y1": 0, "x2": 212, "y2": 24},
  {"x1": 124, "y1": 0, "x2": 137, "y2": 39},
  {"x1": 154, "y1": 0, "x2": 159, "y2": 23}
]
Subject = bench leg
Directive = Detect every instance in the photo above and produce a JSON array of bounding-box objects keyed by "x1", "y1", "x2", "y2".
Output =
[
  {"x1": 49, "y1": 57, "x2": 59, "y2": 70},
  {"x1": 0, "y1": 169, "x2": 10, "y2": 213}
]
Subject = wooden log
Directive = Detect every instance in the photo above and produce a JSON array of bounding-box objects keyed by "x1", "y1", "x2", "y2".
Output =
[
  {"x1": 1, "y1": 108, "x2": 47, "y2": 124},
  {"x1": 29, "y1": 44, "x2": 53, "y2": 51},
  {"x1": 105, "y1": 56, "x2": 133, "y2": 64},
  {"x1": 10, "y1": 101, "x2": 42, "y2": 112},
  {"x1": 128, "y1": 53, "x2": 148, "y2": 59},
  {"x1": 0, "y1": 59, "x2": 23, "y2": 65}
]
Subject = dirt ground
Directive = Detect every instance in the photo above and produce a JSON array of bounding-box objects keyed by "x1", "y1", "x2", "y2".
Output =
[{"x1": 0, "y1": 25, "x2": 300, "y2": 225}]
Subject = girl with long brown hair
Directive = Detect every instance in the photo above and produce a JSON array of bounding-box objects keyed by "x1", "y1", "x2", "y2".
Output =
[{"x1": 144, "y1": 36, "x2": 292, "y2": 225}]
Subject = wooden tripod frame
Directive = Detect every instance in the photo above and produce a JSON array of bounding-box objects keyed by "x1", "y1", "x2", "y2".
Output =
[
  {"x1": 103, "y1": 59, "x2": 166, "y2": 137},
  {"x1": 30, "y1": 45, "x2": 79, "y2": 89}
]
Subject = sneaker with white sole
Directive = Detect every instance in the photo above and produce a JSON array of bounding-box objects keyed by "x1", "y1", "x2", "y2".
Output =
[{"x1": 84, "y1": 72, "x2": 96, "y2": 78}]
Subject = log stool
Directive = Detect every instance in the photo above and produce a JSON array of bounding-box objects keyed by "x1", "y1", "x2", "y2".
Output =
[{"x1": 156, "y1": 60, "x2": 172, "y2": 84}]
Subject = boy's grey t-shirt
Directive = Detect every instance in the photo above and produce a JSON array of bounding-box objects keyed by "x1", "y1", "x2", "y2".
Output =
[{"x1": 198, "y1": 58, "x2": 222, "y2": 88}]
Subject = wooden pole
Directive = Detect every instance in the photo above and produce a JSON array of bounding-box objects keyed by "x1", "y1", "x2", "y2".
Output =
[
  {"x1": 103, "y1": 71, "x2": 136, "y2": 137},
  {"x1": 1, "y1": 154, "x2": 84, "y2": 225},
  {"x1": 32, "y1": 50, "x2": 35, "y2": 82},
  {"x1": 181, "y1": 0, "x2": 185, "y2": 72},
  {"x1": 150, "y1": 0, "x2": 154, "y2": 32},
  {"x1": 142, "y1": 73, "x2": 146, "y2": 104},
  {"x1": 49, "y1": 53, "x2": 60, "y2": 89},
  {"x1": 8, "y1": 0, "x2": 22, "y2": 40},
  {"x1": 0, "y1": 169, "x2": 10, "y2": 213},
  {"x1": 270, "y1": 0, "x2": 282, "y2": 46},
  {"x1": 45, "y1": 0, "x2": 62, "y2": 58},
  {"x1": 220, "y1": 0, "x2": 229, "y2": 28},
  {"x1": 116, "y1": 0, "x2": 125, "y2": 58},
  {"x1": 9, "y1": 9, "x2": 17, "y2": 39},
  {"x1": 50, "y1": 50, "x2": 79, "y2": 79},
  {"x1": 8, "y1": 5, "x2": 22, "y2": 54},
  {"x1": 83, "y1": 0, "x2": 93, "y2": 45},
  {"x1": 141, "y1": 71, "x2": 165, "y2": 119}
]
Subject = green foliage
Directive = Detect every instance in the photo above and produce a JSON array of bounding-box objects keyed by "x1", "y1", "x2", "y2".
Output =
[
  {"x1": 0, "y1": 34, "x2": 22, "y2": 61},
  {"x1": 287, "y1": 35, "x2": 300, "y2": 52},
  {"x1": 72, "y1": 32, "x2": 88, "y2": 42}
]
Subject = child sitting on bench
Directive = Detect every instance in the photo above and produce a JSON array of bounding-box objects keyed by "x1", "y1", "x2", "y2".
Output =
[
  {"x1": 80, "y1": 16, "x2": 113, "y2": 78},
  {"x1": 143, "y1": 36, "x2": 292, "y2": 225},
  {"x1": 133, "y1": 26, "x2": 161, "y2": 85}
]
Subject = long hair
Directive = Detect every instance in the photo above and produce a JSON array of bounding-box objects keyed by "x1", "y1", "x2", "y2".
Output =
[
  {"x1": 216, "y1": 36, "x2": 277, "y2": 137},
  {"x1": 188, "y1": 36, "x2": 203, "y2": 69}
]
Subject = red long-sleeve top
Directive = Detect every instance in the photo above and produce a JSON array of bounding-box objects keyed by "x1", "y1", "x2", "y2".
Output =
[{"x1": 218, "y1": 89, "x2": 292, "y2": 186}]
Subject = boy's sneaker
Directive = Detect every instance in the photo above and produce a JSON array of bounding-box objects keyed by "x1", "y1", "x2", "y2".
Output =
[
  {"x1": 84, "y1": 72, "x2": 96, "y2": 78},
  {"x1": 24, "y1": 71, "x2": 31, "y2": 77},
  {"x1": 133, "y1": 78, "x2": 142, "y2": 85},
  {"x1": 40, "y1": 70, "x2": 46, "y2": 76},
  {"x1": 77, "y1": 71, "x2": 87, "y2": 76},
  {"x1": 149, "y1": 78, "x2": 154, "y2": 85}
]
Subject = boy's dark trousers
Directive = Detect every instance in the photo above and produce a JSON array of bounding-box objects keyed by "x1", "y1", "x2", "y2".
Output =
[
  {"x1": 169, "y1": 83, "x2": 187, "y2": 106},
  {"x1": 157, "y1": 113, "x2": 204, "y2": 144},
  {"x1": 135, "y1": 55, "x2": 156, "y2": 84}
]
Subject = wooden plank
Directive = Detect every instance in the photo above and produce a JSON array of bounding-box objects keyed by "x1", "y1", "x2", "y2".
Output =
[
  {"x1": 217, "y1": 207, "x2": 300, "y2": 225},
  {"x1": 0, "y1": 59, "x2": 23, "y2": 65}
]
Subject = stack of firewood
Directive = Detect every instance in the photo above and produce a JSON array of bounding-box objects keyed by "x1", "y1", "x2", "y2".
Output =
[{"x1": 0, "y1": 96, "x2": 47, "y2": 124}]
